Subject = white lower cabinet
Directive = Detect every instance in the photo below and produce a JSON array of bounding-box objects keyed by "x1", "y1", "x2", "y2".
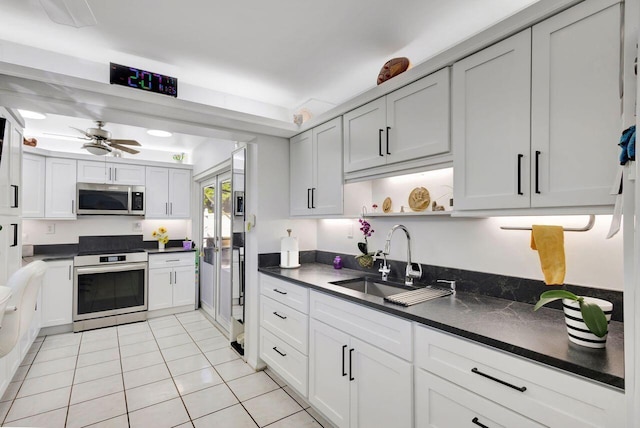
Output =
[
  {"x1": 414, "y1": 324, "x2": 624, "y2": 428},
  {"x1": 308, "y1": 291, "x2": 413, "y2": 428},
  {"x1": 416, "y1": 369, "x2": 543, "y2": 428},
  {"x1": 148, "y1": 253, "x2": 195, "y2": 311},
  {"x1": 259, "y1": 275, "x2": 310, "y2": 397},
  {"x1": 40, "y1": 259, "x2": 73, "y2": 327}
]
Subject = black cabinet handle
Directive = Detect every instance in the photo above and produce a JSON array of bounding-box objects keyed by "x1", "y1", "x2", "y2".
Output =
[
  {"x1": 472, "y1": 417, "x2": 489, "y2": 428},
  {"x1": 386, "y1": 126, "x2": 391, "y2": 155},
  {"x1": 10, "y1": 223, "x2": 18, "y2": 247},
  {"x1": 273, "y1": 311, "x2": 287, "y2": 320},
  {"x1": 11, "y1": 185, "x2": 18, "y2": 208},
  {"x1": 272, "y1": 346, "x2": 286, "y2": 357},
  {"x1": 342, "y1": 345, "x2": 347, "y2": 376},
  {"x1": 471, "y1": 367, "x2": 527, "y2": 392},
  {"x1": 273, "y1": 289, "x2": 287, "y2": 295},
  {"x1": 311, "y1": 188, "x2": 316, "y2": 209},
  {"x1": 378, "y1": 129, "x2": 384, "y2": 156},
  {"x1": 535, "y1": 150, "x2": 541, "y2": 194},
  {"x1": 517, "y1": 154, "x2": 524, "y2": 195},
  {"x1": 307, "y1": 188, "x2": 311, "y2": 209},
  {"x1": 349, "y1": 348, "x2": 355, "y2": 381}
]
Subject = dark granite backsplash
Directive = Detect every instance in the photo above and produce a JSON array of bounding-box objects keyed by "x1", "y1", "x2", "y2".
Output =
[{"x1": 259, "y1": 250, "x2": 624, "y2": 322}]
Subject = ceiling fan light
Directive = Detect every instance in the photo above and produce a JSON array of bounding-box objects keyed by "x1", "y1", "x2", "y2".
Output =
[
  {"x1": 147, "y1": 129, "x2": 172, "y2": 138},
  {"x1": 18, "y1": 110, "x2": 47, "y2": 120},
  {"x1": 83, "y1": 142, "x2": 112, "y2": 156}
]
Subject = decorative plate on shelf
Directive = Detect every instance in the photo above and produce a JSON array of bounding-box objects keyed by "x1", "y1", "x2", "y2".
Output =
[
  {"x1": 383, "y1": 197, "x2": 392, "y2": 213},
  {"x1": 408, "y1": 187, "x2": 430, "y2": 212}
]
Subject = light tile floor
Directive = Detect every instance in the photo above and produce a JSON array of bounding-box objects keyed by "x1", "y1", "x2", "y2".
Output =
[{"x1": 0, "y1": 310, "x2": 332, "y2": 428}]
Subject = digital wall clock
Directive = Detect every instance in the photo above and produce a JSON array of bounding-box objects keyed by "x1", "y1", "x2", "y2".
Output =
[{"x1": 109, "y1": 63, "x2": 178, "y2": 97}]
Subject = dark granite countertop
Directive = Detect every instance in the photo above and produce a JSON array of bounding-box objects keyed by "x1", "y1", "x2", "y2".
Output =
[{"x1": 259, "y1": 263, "x2": 624, "y2": 391}]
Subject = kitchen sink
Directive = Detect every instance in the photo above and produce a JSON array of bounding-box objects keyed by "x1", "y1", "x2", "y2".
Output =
[
  {"x1": 329, "y1": 277, "x2": 416, "y2": 298},
  {"x1": 330, "y1": 277, "x2": 454, "y2": 306}
]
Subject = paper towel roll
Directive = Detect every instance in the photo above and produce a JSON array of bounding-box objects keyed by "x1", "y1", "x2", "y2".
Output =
[{"x1": 280, "y1": 229, "x2": 300, "y2": 268}]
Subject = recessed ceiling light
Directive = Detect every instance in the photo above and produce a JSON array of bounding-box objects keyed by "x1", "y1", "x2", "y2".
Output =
[
  {"x1": 147, "y1": 129, "x2": 172, "y2": 137},
  {"x1": 18, "y1": 110, "x2": 47, "y2": 120}
]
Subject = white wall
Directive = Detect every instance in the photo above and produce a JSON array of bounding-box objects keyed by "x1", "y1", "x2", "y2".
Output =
[
  {"x1": 191, "y1": 139, "x2": 237, "y2": 177},
  {"x1": 23, "y1": 217, "x2": 191, "y2": 245},
  {"x1": 317, "y1": 214, "x2": 623, "y2": 291},
  {"x1": 253, "y1": 134, "x2": 317, "y2": 253}
]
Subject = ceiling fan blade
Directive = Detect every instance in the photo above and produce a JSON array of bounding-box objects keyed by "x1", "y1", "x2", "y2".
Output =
[
  {"x1": 39, "y1": 0, "x2": 97, "y2": 28},
  {"x1": 70, "y1": 127, "x2": 94, "y2": 139},
  {"x1": 43, "y1": 132, "x2": 89, "y2": 140},
  {"x1": 110, "y1": 144, "x2": 140, "y2": 155},
  {"x1": 109, "y1": 139, "x2": 141, "y2": 146}
]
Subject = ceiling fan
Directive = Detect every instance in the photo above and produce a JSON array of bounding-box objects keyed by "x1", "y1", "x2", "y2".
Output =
[{"x1": 71, "y1": 121, "x2": 141, "y2": 156}]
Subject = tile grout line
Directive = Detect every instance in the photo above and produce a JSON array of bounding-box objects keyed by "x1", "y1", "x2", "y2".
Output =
[
  {"x1": 115, "y1": 325, "x2": 132, "y2": 428},
  {"x1": 64, "y1": 330, "x2": 83, "y2": 428}
]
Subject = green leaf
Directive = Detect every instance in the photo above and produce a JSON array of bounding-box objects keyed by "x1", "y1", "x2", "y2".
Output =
[
  {"x1": 357, "y1": 242, "x2": 368, "y2": 254},
  {"x1": 533, "y1": 290, "x2": 579, "y2": 311},
  {"x1": 579, "y1": 302, "x2": 608, "y2": 338}
]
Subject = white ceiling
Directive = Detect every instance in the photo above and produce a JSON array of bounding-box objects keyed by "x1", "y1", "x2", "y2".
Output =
[
  {"x1": 1, "y1": 0, "x2": 539, "y2": 114},
  {"x1": 22, "y1": 112, "x2": 216, "y2": 155}
]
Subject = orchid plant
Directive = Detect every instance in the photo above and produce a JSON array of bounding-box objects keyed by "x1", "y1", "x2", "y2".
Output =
[{"x1": 355, "y1": 218, "x2": 375, "y2": 268}]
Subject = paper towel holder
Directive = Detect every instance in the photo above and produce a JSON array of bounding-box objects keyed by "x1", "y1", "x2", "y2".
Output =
[{"x1": 499, "y1": 215, "x2": 595, "y2": 232}]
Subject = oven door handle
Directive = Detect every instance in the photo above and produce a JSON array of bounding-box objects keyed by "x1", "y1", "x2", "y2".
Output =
[{"x1": 75, "y1": 262, "x2": 148, "y2": 275}]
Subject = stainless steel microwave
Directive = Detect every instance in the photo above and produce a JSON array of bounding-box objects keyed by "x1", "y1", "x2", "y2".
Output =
[{"x1": 76, "y1": 183, "x2": 145, "y2": 215}]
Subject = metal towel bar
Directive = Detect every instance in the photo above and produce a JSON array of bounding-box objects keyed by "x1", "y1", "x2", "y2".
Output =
[{"x1": 499, "y1": 215, "x2": 595, "y2": 232}]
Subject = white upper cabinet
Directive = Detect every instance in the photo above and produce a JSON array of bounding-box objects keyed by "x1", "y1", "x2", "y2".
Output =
[
  {"x1": 146, "y1": 167, "x2": 191, "y2": 219},
  {"x1": 344, "y1": 68, "x2": 450, "y2": 175},
  {"x1": 0, "y1": 109, "x2": 22, "y2": 216},
  {"x1": 530, "y1": 0, "x2": 621, "y2": 208},
  {"x1": 452, "y1": 29, "x2": 532, "y2": 210},
  {"x1": 21, "y1": 153, "x2": 46, "y2": 218},
  {"x1": 45, "y1": 157, "x2": 77, "y2": 219},
  {"x1": 77, "y1": 160, "x2": 145, "y2": 185},
  {"x1": 290, "y1": 117, "x2": 343, "y2": 216},
  {"x1": 454, "y1": 0, "x2": 621, "y2": 211}
]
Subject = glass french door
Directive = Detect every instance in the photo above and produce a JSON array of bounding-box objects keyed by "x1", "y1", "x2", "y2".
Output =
[{"x1": 199, "y1": 172, "x2": 232, "y2": 332}]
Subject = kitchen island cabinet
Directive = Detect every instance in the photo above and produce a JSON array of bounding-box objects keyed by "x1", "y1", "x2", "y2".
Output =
[{"x1": 453, "y1": 0, "x2": 621, "y2": 212}]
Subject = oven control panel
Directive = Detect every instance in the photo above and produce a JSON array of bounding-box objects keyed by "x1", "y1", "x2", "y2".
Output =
[{"x1": 100, "y1": 255, "x2": 127, "y2": 263}]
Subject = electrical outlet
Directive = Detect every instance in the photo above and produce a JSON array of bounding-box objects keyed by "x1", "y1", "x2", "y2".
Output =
[
  {"x1": 133, "y1": 221, "x2": 143, "y2": 232},
  {"x1": 46, "y1": 224, "x2": 55, "y2": 234}
]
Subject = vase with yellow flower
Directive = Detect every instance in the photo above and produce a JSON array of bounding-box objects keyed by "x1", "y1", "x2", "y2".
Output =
[{"x1": 153, "y1": 227, "x2": 169, "y2": 251}]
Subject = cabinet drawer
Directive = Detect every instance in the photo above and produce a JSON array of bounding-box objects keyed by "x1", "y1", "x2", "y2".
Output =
[
  {"x1": 148, "y1": 252, "x2": 194, "y2": 269},
  {"x1": 260, "y1": 327, "x2": 308, "y2": 397},
  {"x1": 260, "y1": 274, "x2": 309, "y2": 314},
  {"x1": 260, "y1": 296, "x2": 308, "y2": 355},
  {"x1": 416, "y1": 369, "x2": 543, "y2": 428},
  {"x1": 414, "y1": 325, "x2": 624, "y2": 428},
  {"x1": 310, "y1": 290, "x2": 411, "y2": 361}
]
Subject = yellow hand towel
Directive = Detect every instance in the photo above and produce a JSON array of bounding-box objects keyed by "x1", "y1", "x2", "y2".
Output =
[{"x1": 531, "y1": 225, "x2": 566, "y2": 285}]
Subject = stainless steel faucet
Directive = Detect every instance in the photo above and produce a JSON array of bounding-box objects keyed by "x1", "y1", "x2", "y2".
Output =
[{"x1": 384, "y1": 224, "x2": 422, "y2": 286}]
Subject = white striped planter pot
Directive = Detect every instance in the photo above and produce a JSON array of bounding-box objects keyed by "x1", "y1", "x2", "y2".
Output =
[{"x1": 562, "y1": 297, "x2": 613, "y2": 348}]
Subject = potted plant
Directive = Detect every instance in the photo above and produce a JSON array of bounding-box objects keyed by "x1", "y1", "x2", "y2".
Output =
[
  {"x1": 183, "y1": 237, "x2": 192, "y2": 250},
  {"x1": 355, "y1": 218, "x2": 376, "y2": 268},
  {"x1": 534, "y1": 290, "x2": 612, "y2": 348}
]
